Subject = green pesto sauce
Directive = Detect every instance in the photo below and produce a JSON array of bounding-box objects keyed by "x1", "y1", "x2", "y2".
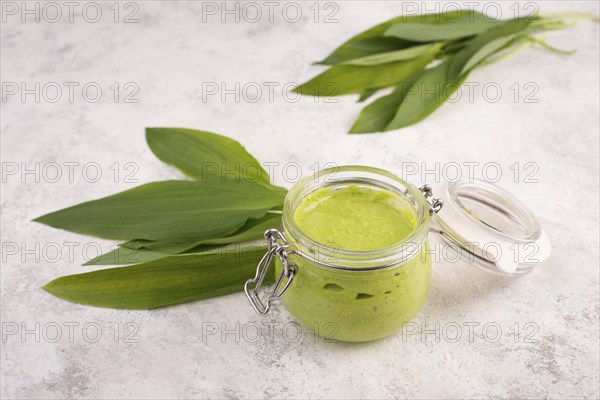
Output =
[
  {"x1": 293, "y1": 184, "x2": 416, "y2": 251},
  {"x1": 279, "y1": 183, "x2": 430, "y2": 342}
]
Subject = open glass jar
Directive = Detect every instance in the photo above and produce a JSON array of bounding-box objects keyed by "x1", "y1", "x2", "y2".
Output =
[{"x1": 244, "y1": 166, "x2": 550, "y2": 342}]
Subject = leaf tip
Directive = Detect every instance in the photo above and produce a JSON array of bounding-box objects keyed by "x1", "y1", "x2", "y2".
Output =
[
  {"x1": 347, "y1": 125, "x2": 370, "y2": 134},
  {"x1": 32, "y1": 214, "x2": 49, "y2": 225},
  {"x1": 145, "y1": 127, "x2": 160, "y2": 141},
  {"x1": 348, "y1": 129, "x2": 378, "y2": 135},
  {"x1": 41, "y1": 278, "x2": 60, "y2": 295},
  {"x1": 42, "y1": 278, "x2": 77, "y2": 305}
]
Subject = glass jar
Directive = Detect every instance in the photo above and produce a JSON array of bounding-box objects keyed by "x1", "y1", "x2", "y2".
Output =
[
  {"x1": 245, "y1": 166, "x2": 550, "y2": 342},
  {"x1": 245, "y1": 166, "x2": 439, "y2": 342}
]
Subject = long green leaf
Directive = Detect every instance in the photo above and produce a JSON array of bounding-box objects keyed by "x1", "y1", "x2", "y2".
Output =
[
  {"x1": 318, "y1": 37, "x2": 415, "y2": 65},
  {"x1": 44, "y1": 244, "x2": 271, "y2": 309},
  {"x1": 383, "y1": 59, "x2": 466, "y2": 130},
  {"x1": 85, "y1": 239, "x2": 269, "y2": 266},
  {"x1": 448, "y1": 17, "x2": 536, "y2": 79},
  {"x1": 34, "y1": 179, "x2": 286, "y2": 241},
  {"x1": 144, "y1": 213, "x2": 281, "y2": 254},
  {"x1": 120, "y1": 239, "x2": 153, "y2": 250},
  {"x1": 85, "y1": 213, "x2": 282, "y2": 265},
  {"x1": 146, "y1": 127, "x2": 273, "y2": 187},
  {"x1": 384, "y1": 13, "x2": 497, "y2": 42},
  {"x1": 84, "y1": 246, "x2": 169, "y2": 266},
  {"x1": 340, "y1": 44, "x2": 437, "y2": 66},
  {"x1": 349, "y1": 72, "x2": 423, "y2": 134},
  {"x1": 129, "y1": 212, "x2": 280, "y2": 251},
  {"x1": 294, "y1": 44, "x2": 441, "y2": 96},
  {"x1": 459, "y1": 34, "x2": 521, "y2": 75},
  {"x1": 191, "y1": 212, "x2": 280, "y2": 246},
  {"x1": 318, "y1": 10, "x2": 486, "y2": 65},
  {"x1": 357, "y1": 88, "x2": 379, "y2": 103}
]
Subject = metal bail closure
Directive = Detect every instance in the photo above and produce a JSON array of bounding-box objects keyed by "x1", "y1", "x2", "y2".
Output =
[
  {"x1": 420, "y1": 184, "x2": 443, "y2": 215},
  {"x1": 244, "y1": 229, "x2": 297, "y2": 315}
]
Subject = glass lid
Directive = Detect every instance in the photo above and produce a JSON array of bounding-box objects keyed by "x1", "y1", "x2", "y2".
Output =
[{"x1": 429, "y1": 179, "x2": 551, "y2": 276}]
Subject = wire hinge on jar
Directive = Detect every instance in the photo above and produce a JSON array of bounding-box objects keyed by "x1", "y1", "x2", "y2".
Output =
[
  {"x1": 244, "y1": 229, "x2": 297, "y2": 315},
  {"x1": 419, "y1": 184, "x2": 443, "y2": 215}
]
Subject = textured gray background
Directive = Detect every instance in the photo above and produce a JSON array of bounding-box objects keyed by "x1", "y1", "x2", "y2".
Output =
[{"x1": 1, "y1": 1, "x2": 599, "y2": 399}]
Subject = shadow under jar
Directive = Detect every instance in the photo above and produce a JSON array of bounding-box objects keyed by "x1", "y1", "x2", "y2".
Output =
[{"x1": 245, "y1": 166, "x2": 440, "y2": 342}]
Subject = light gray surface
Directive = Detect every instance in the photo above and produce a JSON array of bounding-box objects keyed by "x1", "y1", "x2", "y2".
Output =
[{"x1": 1, "y1": 1, "x2": 599, "y2": 399}]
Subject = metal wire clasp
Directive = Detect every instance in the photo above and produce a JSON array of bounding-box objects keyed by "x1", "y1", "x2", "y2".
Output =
[
  {"x1": 420, "y1": 184, "x2": 443, "y2": 215},
  {"x1": 244, "y1": 229, "x2": 297, "y2": 315}
]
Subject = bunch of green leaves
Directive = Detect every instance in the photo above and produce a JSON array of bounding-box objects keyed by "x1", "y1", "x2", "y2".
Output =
[
  {"x1": 36, "y1": 128, "x2": 286, "y2": 309},
  {"x1": 293, "y1": 9, "x2": 597, "y2": 133}
]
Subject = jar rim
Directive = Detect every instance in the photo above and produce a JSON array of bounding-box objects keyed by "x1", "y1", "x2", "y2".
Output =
[{"x1": 282, "y1": 165, "x2": 430, "y2": 269}]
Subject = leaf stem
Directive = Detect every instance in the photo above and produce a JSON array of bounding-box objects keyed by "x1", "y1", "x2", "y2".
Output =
[
  {"x1": 525, "y1": 35, "x2": 576, "y2": 55},
  {"x1": 480, "y1": 38, "x2": 532, "y2": 67},
  {"x1": 539, "y1": 11, "x2": 600, "y2": 23}
]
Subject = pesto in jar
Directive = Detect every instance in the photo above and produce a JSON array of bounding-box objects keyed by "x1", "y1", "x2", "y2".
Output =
[{"x1": 278, "y1": 183, "x2": 431, "y2": 342}]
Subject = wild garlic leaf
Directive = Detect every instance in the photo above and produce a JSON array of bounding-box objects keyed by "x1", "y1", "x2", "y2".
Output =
[
  {"x1": 448, "y1": 17, "x2": 536, "y2": 79},
  {"x1": 349, "y1": 72, "x2": 424, "y2": 133},
  {"x1": 45, "y1": 244, "x2": 271, "y2": 309},
  {"x1": 357, "y1": 88, "x2": 379, "y2": 103},
  {"x1": 294, "y1": 44, "x2": 441, "y2": 96},
  {"x1": 146, "y1": 127, "x2": 274, "y2": 188},
  {"x1": 340, "y1": 44, "x2": 438, "y2": 66},
  {"x1": 318, "y1": 10, "x2": 486, "y2": 65},
  {"x1": 524, "y1": 36, "x2": 576, "y2": 55},
  {"x1": 85, "y1": 230, "x2": 274, "y2": 265},
  {"x1": 125, "y1": 212, "x2": 281, "y2": 255},
  {"x1": 193, "y1": 213, "x2": 280, "y2": 246},
  {"x1": 383, "y1": 59, "x2": 467, "y2": 130},
  {"x1": 34, "y1": 179, "x2": 286, "y2": 241},
  {"x1": 459, "y1": 34, "x2": 521, "y2": 76},
  {"x1": 119, "y1": 239, "x2": 153, "y2": 250},
  {"x1": 84, "y1": 247, "x2": 169, "y2": 266},
  {"x1": 318, "y1": 37, "x2": 415, "y2": 65},
  {"x1": 384, "y1": 12, "x2": 498, "y2": 42}
]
